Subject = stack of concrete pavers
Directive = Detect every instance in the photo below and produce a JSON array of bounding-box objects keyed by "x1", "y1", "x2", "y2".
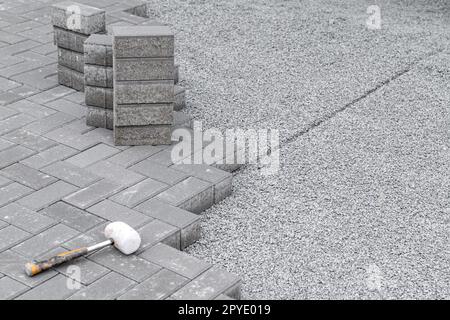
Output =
[
  {"x1": 113, "y1": 26, "x2": 175, "y2": 146},
  {"x1": 84, "y1": 34, "x2": 114, "y2": 129},
  {"x1": 52, "y1": 1, "x2": 106, "y2": 92}
]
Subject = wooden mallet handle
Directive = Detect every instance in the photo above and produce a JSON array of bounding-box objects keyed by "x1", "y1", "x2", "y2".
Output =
[{"x1": 25, "y1": 248, "x2": 88, "y2": 277}]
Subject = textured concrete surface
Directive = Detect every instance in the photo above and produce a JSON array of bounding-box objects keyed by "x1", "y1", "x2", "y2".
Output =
[
  {"x1": 0, "y1": 0, "x2": 239, "y2": 300},
  {"x1": 138, "y1": 0, "x2": 449, "y2": 299}
]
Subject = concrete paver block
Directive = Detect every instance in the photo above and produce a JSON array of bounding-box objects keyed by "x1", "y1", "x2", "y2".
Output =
[
  {"x1": 118, "y1": 268, "x2": 187, "y2": 300},
  {"x1": 41, "y1": 201, "x2": 104, "y2": 232},
  {"x1": 140, "y1": 243, "x2": 211, "y2": 279},
  {"x1": 2, "y1": 163, "x2": 57, "y2": 190},
  {"x1": 0, "y1": 203, "x2": 55, "y2": 234},
  {"x1": 68, "y1": 271, "x2": 136, "y2": 300},
  {"x1": 51, "y1": 1, "x2": 105, "y2": 35},
  {"x1": 89, "y1": 246, "x2": 161, "y2": 282},
  {"x1": 171, "y1": 266, "x2": 241, "y2": 300},
  {"x1": 63, "y1": 179, "x2": 123, "y2": 209},
  {"x1": 87, "y1": 199, "x2": 151, "y2": 228},
  {"x1": 16, "y1": 274, "x2": 83, "y2": 300},
  {"x1": 114, "y1": 104, "x2": 173, "y2": 126},
  {"x1": 135, "y1": 198, "x2": 201, "y2": 249}
]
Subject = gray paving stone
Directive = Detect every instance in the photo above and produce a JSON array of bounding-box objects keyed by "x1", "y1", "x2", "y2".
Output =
[
  {"x1": 85, "y1": 85, "x2": 113, "y2": 108},
  {"x1": 86, "y1": 106, "x2": 106, "y2": 128},
  {"x1": 115, "y1": 58, "x2": 173, "y2": 81},
  {"x1": 12, "y1": 223, "x2": 79, "y2": 258},
  {"x1": 0, "y1": 250, "x2": 57, "y2": 287},
  {"x1": 130, "y1": 160, "x2": 188, "y2": 185},
  {"x1": 56, "y1": 257, "x2": 109, "y2": 286},
  {"x1": 58, "y1": 47, "x2": 84, "y2": 73},
  {"x1": 156, "y1": 177, "x2": 214, "y2": 214},
  {"x1": 41, "y1": 201, "x2": 104, "y2": 232},
  {"x1": 7, "y1": 99, "x2": 56, "y2": 119},
  {"x1": 0, "y1": 182, "x2": 33, "y2": 206},
  {"x1": 137, "y1": 219, "x2": 180, "y2": 251},
  {"x1": 114, "y1": 125, "x2": 172, "y2": 146},
  {"x1": 84, "y1": 64, "x2": 113, "y2": 87},
  {"x1": 115, "y1": 104, "x2": 173, "y2": 126},
  {"x1": 85, "y1": 160, "x2": 144, "y2": 187},
  {"x1": 27, "y1": 86, "x2": 75, "y2": 105},
  {"x1": 89, "y1": 246, "x2": 161, "y2": 282},
  {"x1": 68, "y1": 271, "x2": 136, "y2": 300},
  {"x1": 44, "y1": 127, "x2": 98, "y2": 151},
  {"x1": 107, "y1": 145, "x2": 162, "y2": 168},
  {"x1": 20, "y1": 145, "x2": 77, "y2": 169},
  {"x1": 84, "y1": 34, "x2": 113, "y2": 67},
  {"x1": 63, "y1": 179, "x2": 123, "y2": 209},
  {"x1": 0, "y1": 203, "x2": 55, "y2": 234},
  {"x1": 66, "y1": 143, "x2": 119, "y2": 167},
  {"x1": 140, "y1": 243, "x2": 211, "y2": 280},
  {"x1": 22, "y1": 112, "x2": 76, "y2": 135},
  {"x1": 171, "y1": 267, "x2": 241, "y2": 300},
  {"x1": 171, "y1": 164, "x2": 232, "y2": 203},
  {"x1": 52, "y1": 1, "x2": 106, "y2": 35},
  {"x1": 2, "y1": 129, "x2": 57, "y2": 151},
  {"x1": 0, "y1": 106, "x2": 18, "y2": 120},
  {"x1": 135, "y1": 198, "x2": 200, "y2": 249},
  {"x1": 0, "y1": 276, "x2": 29, "y2": 300},
  {"x1": 53, "y1": 27, "x2": 88, "y2": 53},
  {"x1": 113, "y1": 26, "x2": 174, "y2": 58},
  {"x1": 174, "y1": 85, "x2": 186, "y2": 111},
  {"x1": 119, "y1": 268, "x2": 187, "y2": 300},
  {"x1": 109, "y1": 178, "x2": 168, "y2": 208},
  {"x1": 16, "y1": 274, "x2": 83, "y2": 300},
  {"x1": 0, "y1": 175, "x2": 11, "y2": 187},
  {"x1": 17, "y1": 180, "x2": 78, "y2": 211},
  {"x1": 57, "y1": 64, "x2": 84, "y2": 92},
  {"x1": 87, "y1": 200, "x2": 151, "y2": 228},
  {"x1": 215, "y1": 294, "x2": 234, "y2": 300},
  {"x1": 1, "y1": 163, "x2": 57, "y2": 189},
  {"x1": 11, "y1": 64, "x2": 58, "y2": 91},
  {"x1": 0, "y1": 219, "x2": 8, "y2": 230},
  {"x1": 41, "y1": 161, "x2": 101, "y2": 188},
  {"x1": 0, "y1": 113, "x2": 36, "y2": 136},
  {"x1": 114, "y1": 80, "x2": 174, "y2": 104},
  {"x1": 0, "y1": 226, "x2": 31, "y2": 252},
  {"x1": 62, "y1": 222, "x2": 107, "y2": 251}
]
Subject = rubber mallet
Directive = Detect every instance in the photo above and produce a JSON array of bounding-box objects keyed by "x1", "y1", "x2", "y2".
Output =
[{"x1": 24, "y1": 221, "x2": 141, "y2": 277}]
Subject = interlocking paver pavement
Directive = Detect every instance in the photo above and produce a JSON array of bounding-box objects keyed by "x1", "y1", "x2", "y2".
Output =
[{"x1": 0, "y1": 0, "x2": 238, "y2": 300}]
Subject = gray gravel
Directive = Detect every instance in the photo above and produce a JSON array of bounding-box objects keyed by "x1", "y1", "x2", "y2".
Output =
[{"x1": 145, "y1": 0, "x2": 450, "y2": 299}]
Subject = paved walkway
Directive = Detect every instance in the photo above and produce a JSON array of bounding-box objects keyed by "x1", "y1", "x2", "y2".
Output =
[{"x1": 0, "y1": 0, "x2": 239, "y2": 300}]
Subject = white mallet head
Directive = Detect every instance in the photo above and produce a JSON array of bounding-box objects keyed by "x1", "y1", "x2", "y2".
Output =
[{"x1": 104, "y1": 222, "x2": 141, "y2": 255}]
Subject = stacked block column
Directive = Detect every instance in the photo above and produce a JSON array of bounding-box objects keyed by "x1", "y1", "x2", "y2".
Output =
[
  {"x1": 113, "y1": 26, "x2": 175, "y2": 145},
  {"x1": 52, "y1": 1, "x2": 106, "y2": 92},
  {"x1": 84, "y1": 34, "x2": 114, "y2": 129}
]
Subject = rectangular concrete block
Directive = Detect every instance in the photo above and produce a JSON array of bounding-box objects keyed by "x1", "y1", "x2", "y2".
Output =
[
  {"x1": 135, "y1": 198, "x2": 201, "y2": 249},
  {"x1": 171, "y1": 266, "x2": 241, "y2": 300},
  {"x1": 114, "y1": 125, "x2": 172, "y2": 146},
  {"x1": 58, "y1": 47, "x2": 84, "y2": 73},
  {"x1": 54, "y1": 27, "x2": 88, "y2": 53},
  {"x1": 112, "y1": 26, "x2": 174, "y2": 58},
  {"x1": 174, "y1": 85, "x2": 186, "y2": 111},
  {"x1": 156, "y1": 177, "x2": 214, "y2": 214},
  {"x1": 63, "y1": 179, "x2": 123, "y2": 209},
  {"x1": 114, "y1": 58, "x2": 174, "y2": 81},
  {"x1": 106, "y1": 109, "x2": 113, "y2": 130},
  {"x1": 114, "y1": 104, "x2": 173, "y2": 126},
  {"x1": 51, "y1": 1, "x2": 106, "y2": 35},
  {"x1": 16, "y1": 274, "x2": 83, "y2": 300},
  {"x1": 118, "y1": 269, "x2": 187, "y2": 300},
  {"x1": 86, "y1": 106, "x2": 106, "y2": 128},
  {"x1": 114, "y1": 80, "x2": 174, "y2": 104},
  {"x1": 84, "y1": 34, "x2": 113, "y2": 66},
  {"x1": 174, "y1": 64, "x2": 179, "y2": 84},
  {"x1": 84, "y1": 65, "x2": 113, "y2": 88},
  {"x1": 140, "y1": 243, "x2": 211, "y2": 279},
  {"x1": 85, "y1": 86, "x2": 113, "y2": 109},
  {"x1": 58, "y1": 65, "x2": 84, "y2": 92}
]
